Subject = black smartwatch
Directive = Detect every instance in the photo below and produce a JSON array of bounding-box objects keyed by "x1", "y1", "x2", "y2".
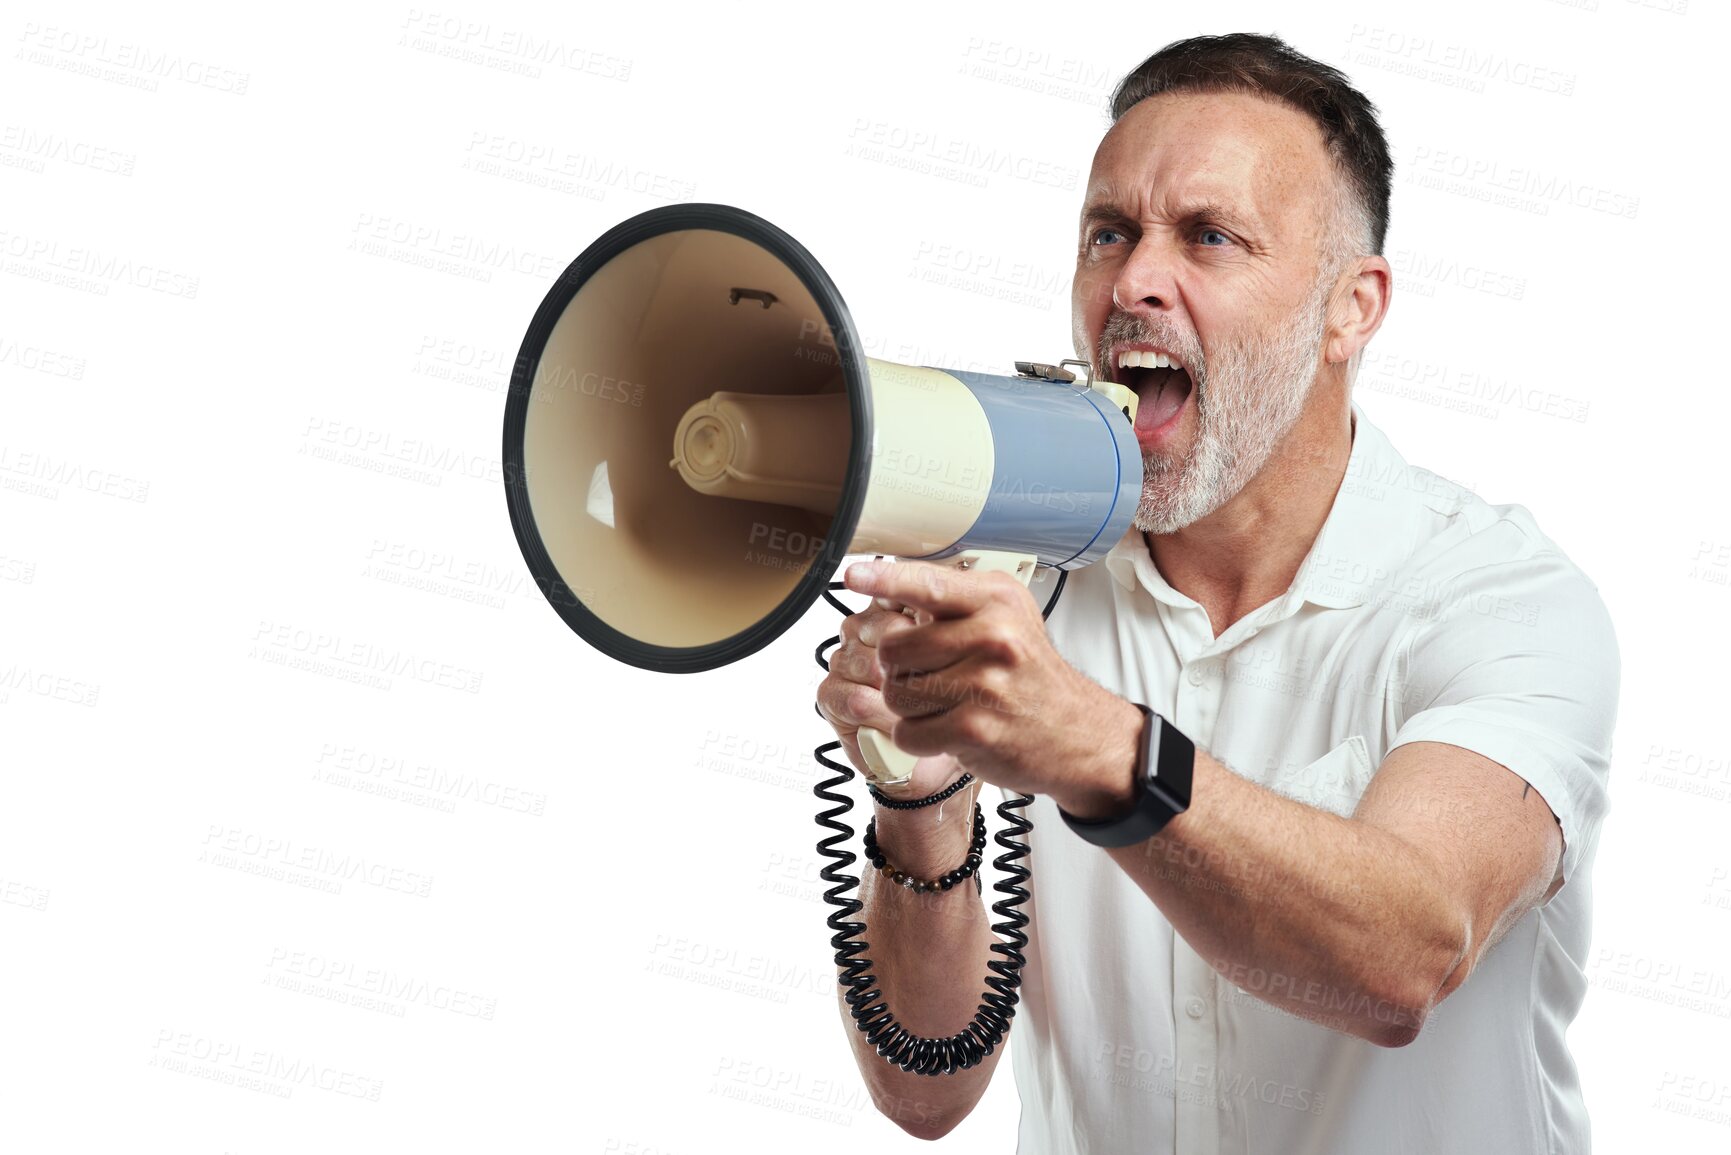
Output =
[{"x1": 1058, "y1": 703, "x2": 1194, "y2": 847}]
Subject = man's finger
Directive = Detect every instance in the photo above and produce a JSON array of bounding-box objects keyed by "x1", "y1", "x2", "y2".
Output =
[
  {"x1": 843, "y1": 560, "x2": 983, "y2": 620},
  {"x1": 826, "y1": 640, "x2": 883, "y2": 688},
  {"x1": 880, "y1": 656, "x2": 982, "y2": 719},
  {"x1": 890, "y1": 644, "x2": 1040, "y2": 715},
  {"x1": 855, "y1": 609, "x2": 917, "y2": 649},
  {"x1": 818, "y1": 677, "x2": 897, "y2": 732},
  {"x1": 875, "y1": 616, "x2": 990, "y2": 676}
]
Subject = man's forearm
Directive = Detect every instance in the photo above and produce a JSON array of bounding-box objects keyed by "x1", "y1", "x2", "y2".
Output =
[
  {"x1": 1057, "y1": 702, "x2": 1468, "y2": 1046},
  {"x1": 837, "y1": 790, "x2": 1008, "y2": 1140}
]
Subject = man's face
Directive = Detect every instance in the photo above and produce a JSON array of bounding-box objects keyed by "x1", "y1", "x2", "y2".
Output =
[{"x1": 1072, "y1": 90, "x2": 1345, "y2": 533}]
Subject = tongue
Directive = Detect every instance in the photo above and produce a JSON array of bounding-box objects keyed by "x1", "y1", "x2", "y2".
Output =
[{"x1": 1134, "y1": 368, "x2": 1192, "y2": 435}]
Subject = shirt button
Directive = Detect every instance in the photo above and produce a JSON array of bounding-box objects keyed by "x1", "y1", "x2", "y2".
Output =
[
  {"x1": 1185, "y1": 996, "x2": 1206, "y2": 1020},
  {"x1": 1187, "y1": 665, "x2": 1206, "y2": 686}
]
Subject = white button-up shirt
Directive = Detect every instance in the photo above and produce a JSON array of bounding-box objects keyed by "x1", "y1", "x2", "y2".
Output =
[{"x1": 1010, "y1": 400, "x2": 1620, "y2": 1154}]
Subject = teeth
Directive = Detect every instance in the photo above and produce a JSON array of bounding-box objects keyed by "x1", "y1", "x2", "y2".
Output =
[{"x1": 1115, "y1": 349, "x2": 1184, "y2": 371}]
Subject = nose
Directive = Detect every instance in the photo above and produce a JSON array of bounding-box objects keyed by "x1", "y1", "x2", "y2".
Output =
[{"x1": 1110, "y1": 237, "x2": 1177, "y2": 314}]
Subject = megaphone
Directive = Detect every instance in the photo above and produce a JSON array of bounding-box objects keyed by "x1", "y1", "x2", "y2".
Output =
[
  {"x1": 501, "y1": 203, "x2": 1146, "y2": 1075},
  {"x1": 500, "y1": 203, "x2": 1144, "y2": 786}
]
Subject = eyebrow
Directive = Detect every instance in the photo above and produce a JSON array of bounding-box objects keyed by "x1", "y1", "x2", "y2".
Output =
[{"x1": 1080, "y1": 191, "x2": 1263, "y2": 237}]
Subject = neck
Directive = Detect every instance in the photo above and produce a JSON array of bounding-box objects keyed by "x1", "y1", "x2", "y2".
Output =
[{"x1": 1146, "y1": 383, "x2": 1353, "y2": 638}]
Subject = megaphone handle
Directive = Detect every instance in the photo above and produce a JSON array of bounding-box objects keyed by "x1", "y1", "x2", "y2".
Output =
[
  {"x1": 855, "y1": 728, "x2": 920, "y2": 787},
  {"x1": 855, "y1": 550, "x2": 1039, "y2": 791}
]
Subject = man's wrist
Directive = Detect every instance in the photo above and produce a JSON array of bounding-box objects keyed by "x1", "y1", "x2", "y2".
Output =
[
  {"x1": 872, "y1": 800, "x2": 978, "y2": 879},
  {"x1": 1051, "y1": 696, "x2": 1144, "y2": 821}
]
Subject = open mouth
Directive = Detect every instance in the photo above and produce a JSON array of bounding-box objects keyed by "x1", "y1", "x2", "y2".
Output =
[{"x1": 1112, "y1": 347, "x2": 1194, "y2": 436}]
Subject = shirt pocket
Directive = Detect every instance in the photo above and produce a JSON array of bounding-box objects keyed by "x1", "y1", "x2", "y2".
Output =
[{"x1": 1273, "y1": 735, "x2": 1375, "y2": 818}]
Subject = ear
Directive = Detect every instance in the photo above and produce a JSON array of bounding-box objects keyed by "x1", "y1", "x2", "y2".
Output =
[{"x1": 1325, "y1": 254, "x2": 1393, "y2": 366}]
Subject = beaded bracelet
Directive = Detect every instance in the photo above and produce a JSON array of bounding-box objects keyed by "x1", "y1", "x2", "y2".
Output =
[
  {"x1": 863, "y1": 801, "x2": 986, "y2": 895},
  {"x1": 867, "y1": 772, "x2": 975, "y2": 810}
]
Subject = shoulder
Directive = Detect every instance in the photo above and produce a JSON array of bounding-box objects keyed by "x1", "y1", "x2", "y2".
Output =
[
  {"x1": 1352, "y1": 412, "x2": 1613, "y2": 648},
  {"x1": 1405, "y1": 490, "x2": 1611, "y2": 644},
  {"x1": 1375, "y1": 449, "x2": 1620, "y2": 725}
]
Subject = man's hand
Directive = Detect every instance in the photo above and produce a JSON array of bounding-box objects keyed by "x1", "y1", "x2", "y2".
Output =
[
  {"x1": 816, "y1": 589, "x2": 969, "y2": 800},
  {"x1": 840, "y1": 559, "x2": 1143, "y2": 809}
]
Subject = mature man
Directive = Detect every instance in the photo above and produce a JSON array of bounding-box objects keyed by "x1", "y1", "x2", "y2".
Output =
[{"x1": 816, "y1": 32, "x2": 1620, "y2": 1154}]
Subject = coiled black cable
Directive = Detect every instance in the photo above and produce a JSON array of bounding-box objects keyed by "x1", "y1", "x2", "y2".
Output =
[{"x1": 812, "y1": 565, "x2": 1066, "y2": 1076}]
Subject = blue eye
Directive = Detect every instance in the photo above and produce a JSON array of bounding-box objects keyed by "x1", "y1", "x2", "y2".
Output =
[
  {"x1": 1091, "y1": 228, "x2": 1126, "y2": 246},
  {"x1": 1198, "y1": 228, "x2": 1230, "y2": 246}
]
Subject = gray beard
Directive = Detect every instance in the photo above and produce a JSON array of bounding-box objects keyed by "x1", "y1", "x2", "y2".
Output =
[{"x1": 1115, "y1": 277, "x2": 1333, "y2": 534}]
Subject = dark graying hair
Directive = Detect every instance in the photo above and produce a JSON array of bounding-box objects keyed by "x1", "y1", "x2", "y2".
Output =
[{"x1": 1109, "y1": 33, "x2": 1392, "y2": 260}]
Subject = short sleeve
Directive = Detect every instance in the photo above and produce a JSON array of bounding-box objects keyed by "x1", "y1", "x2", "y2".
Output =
[{"x1": 1386, "y1": 551, "x2": 1621, "y2": 887}]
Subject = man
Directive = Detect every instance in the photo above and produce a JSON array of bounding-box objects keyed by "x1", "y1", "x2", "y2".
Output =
[{"x1": 816, "y1": 32, "x2": 1620, "y2": 1154}]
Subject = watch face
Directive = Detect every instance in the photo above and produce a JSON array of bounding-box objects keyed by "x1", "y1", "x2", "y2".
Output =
[{"x1": 1149, "y1": 710, "x2": 1196, "y2": 812}]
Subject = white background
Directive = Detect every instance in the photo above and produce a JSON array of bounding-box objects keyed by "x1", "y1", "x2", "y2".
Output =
[{"x1": 3, "y1": 1, "x2": 1727, "y2": 1151}]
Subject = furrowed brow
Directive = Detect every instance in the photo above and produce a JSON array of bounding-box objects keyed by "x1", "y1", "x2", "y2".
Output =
[
  {"x1": 1172, "y1": 198, "x2": 1261, "y2": 237},
  {"x1": 1079, "y1": 182, "x2": 1137, "y2": 224},
  {"x1": 1080, "y1": 190, "x2": 1262, "y2": 238}
]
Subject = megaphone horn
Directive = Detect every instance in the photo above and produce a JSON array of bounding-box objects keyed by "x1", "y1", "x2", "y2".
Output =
[
  {"x1": 501, "y1": 203, "x2": 1143, "y2": 784},
  {"x1": 501, "y1": 202, "x2": 1149, "y2": 1075}
]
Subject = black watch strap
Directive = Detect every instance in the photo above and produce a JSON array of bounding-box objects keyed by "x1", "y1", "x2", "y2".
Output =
[{"x1": 1058, "y1": 703, "x2": 1194, "y2": 848}]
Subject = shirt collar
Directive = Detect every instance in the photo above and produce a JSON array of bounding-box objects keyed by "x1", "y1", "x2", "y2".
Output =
[{"x1": 1102, "y1": 401, "x2": 1447, "y2": 611}]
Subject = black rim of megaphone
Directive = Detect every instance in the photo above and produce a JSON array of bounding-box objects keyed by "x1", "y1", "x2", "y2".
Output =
[{"x1": 502, "y1": 203, "x2": 873, "y2": 674}]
